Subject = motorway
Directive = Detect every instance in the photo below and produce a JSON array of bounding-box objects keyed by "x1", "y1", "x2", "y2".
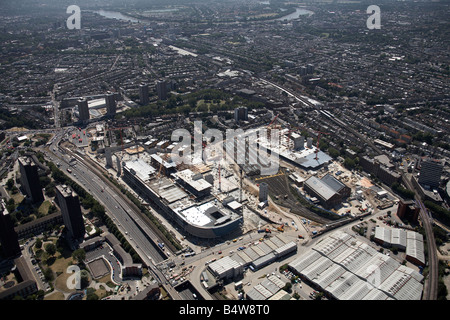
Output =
[{"x1": 42, "y1": 130, "x2": 183, "y2": 299}]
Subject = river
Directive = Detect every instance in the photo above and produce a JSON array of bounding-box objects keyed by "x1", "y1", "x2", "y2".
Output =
[
  {"x1": 93, "y1": 10, "x2": 146, "y2": 23},
  {"x1": 275, "y1": 8, "x2": 314, "y2": 21}
]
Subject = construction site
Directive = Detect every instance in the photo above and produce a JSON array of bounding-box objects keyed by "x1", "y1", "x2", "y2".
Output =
[{"x1": 67, "y1": 118, "x2": 399, "y2": 243}]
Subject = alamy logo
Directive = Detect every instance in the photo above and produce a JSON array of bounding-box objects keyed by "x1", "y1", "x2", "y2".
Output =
[
  {"x1": 66, "y1": 265, "x2": 81, "y2": 290},
  {"x1": 66, "y1": 5, "x2": 81, "y2": 30},
  {"x1": 366, "y1": 5, "x2": 381, "y2": 30},
  {"x1": 365, "y1": 264, "x2": 381, "y2": 289},
  {"x1": 171, "y1": 121, "x2": 280, "y2": 176}
]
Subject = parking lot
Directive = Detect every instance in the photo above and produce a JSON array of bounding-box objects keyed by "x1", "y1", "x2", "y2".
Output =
[{"x1": 84, "y1": 244, "x2": 122, "y2": 284}]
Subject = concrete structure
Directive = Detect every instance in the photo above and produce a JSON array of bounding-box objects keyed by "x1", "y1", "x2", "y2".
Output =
[
  {"x1": 418, "y1": 158, "x2": 443, "y2": 188},
  {"x1": 306, "y1": 137, "x2": 313, "y2": 148},
  {"x1": 104, "y1": 234, "x2": 142, "y2": 278},
  {"x1": 55, "y1": 185, "x2": 85, "y2": 240},
  {"x1": 139, "y1": 83, "x2": 149, "y2": 106},
  {"x1": 208, "y1": 256, "x2": 244, "y2": 280},
  {"x1": 156, "y1": 80, "x2": 167, "y2": 101},
  {"x1": 290, "y1": 132, "x2": 304, "y2": 150},
  {"x1": 122, "y1": 157, "x2": 242, "y2": 239},
  {"x1": 0, "y1": 257, "x2": 38, "y2": 300},
  {"x1": 0, "y1": 200, "x2": 21, "y2": 258},
  {"x1": 132, "y1": 283, "x2": 160, "y2": 300},
  {"x1": 77, "y1": 98, "x2": 89, "y2": 122},
  {"x1": 15, "y1": 212, "x2": 63, "y2": 239},
  {"x1": 234, "y1": 107, "x2": 248, "y2": 123},
  {"x1": 303, "y1": 173, "x2": 351, "y2": 208},
  {"x1": 105, "y1": 147, "x2": 113, "y2": 168},
  {"x1": 105, "y1": 92, "x2": 116, "y2": 117},
  {"x1": 18, "y1": 156, "x2": 44, "y2": 203},
  {"x1": 208, "y1": 235, "x2": 296, "y2": 280},
  {"x1": 396, "y1": 200, "x2": 420, "y2": 223},
  {"x1": 259, "y1": 182, "x2": 268, "y2": 202},
  {"x1": 359, "y1": 155, "x2": 401, "y2": 186}
]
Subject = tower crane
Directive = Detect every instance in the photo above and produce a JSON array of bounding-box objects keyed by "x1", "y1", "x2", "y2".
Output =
[{"x1": 314, "y1": 130, "x2": 330, "y2": 160}]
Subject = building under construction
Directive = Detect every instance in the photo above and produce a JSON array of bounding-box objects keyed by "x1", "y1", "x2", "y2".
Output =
[{"x1": 122, "y1": 155, "x2": 243, "y2": 239}]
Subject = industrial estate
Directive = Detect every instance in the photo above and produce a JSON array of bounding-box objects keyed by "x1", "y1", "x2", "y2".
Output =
[{"x1": 0, "y1": 0, "x2": 448, "y2": 304}]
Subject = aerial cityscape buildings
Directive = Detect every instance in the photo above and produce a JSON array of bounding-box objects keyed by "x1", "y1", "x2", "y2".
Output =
[{"x1": 0, "y1": 0, "x2": 448, "y2": 306}]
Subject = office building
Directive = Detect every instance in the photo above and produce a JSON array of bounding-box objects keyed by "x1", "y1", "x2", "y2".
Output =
[
  {"x1": 139, "y1": 83, "x2": 149, "y2": 105},
  {"x1": 18, "y1": 156, "x2": 44, "y2": 203},
  {"x1": 105, "y1": 92, "x2": 116, "y2": 117},
  {"x1": 418, "y1": 158, "x2": 443, "y2": 188},
  {"x1": 234, "y1": 107, "x2": 248, "y2": 123},
  {"x1": 290, "y1": 132, "x2": 304, "y2": 150},
  {"x1": 259, "y1": 182, "x2": 269, "y2": 202},
  {"x1": 306, "y1": 137, "x2": 313, "y2": 148},
  {"x1": 156, "y1": 80, "x2": 167, "y2": 101},
  {"x1": 55, "y1": 185, "x2": 85, "y2": 240},
  {"x1": 396, "y1": 200, "x2": 420, "y2": 223},
  {"x1": 77, "y1": 98, "x2": 89, "y2": 122},
  {"x1": 299, "y1": 66, "x2": 307, "y2": 76},
  {"x1": 0, "y1": 200, "x2": 21, "y2": 258}
]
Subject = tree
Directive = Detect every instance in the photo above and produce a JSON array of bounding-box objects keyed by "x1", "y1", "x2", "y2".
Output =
[
  {"x1": 43, "y1": 268, "x2": 54, "y2": 282},
  {"x1": 328, "y1": 147, "x2": 340, "y2": 158},
  {"x1": 35, "y1": 238, "x2": 42, "y2": 249},
  {"x1": 6, "y1": 178, "x2": 14, "y2": 190},
  {"x1": 44, "y1": 243, "x2": 56, "y2": 256},
  {"x1": 80, "y1": 270, "x2": 90, "y2": 289},
  {"x1": 282, "y1": 282, "x2": 292, "y2": 293},
  {"x1": 72, "y1": 249, "x2": 86, "y2": 264}
]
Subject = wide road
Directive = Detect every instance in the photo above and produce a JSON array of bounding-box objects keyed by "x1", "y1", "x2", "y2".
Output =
[{"x1": 42, "y1": 140, "x2": 183, "y2": 299}]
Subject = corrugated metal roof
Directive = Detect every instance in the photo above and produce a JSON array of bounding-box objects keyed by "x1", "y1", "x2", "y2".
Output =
[
  {"x1": 267, "y1": 275, "x2": 285, "y2": 288},
  {"x1": 265, "y1": 239, "x2": 279, "y2": 251},
  {"x1": 289, "y1": 250, "x2": 322, "y2": 273},
  {"x1": 261, "y1": 279, "x2": 280, "y2": 295},
  {"x1": 244, "y1": 247, "x2": 259, "y2": 260},
  {"x1": 237, "y1": 251, "x2": 252, "y2": 264},
  {"x1": 252, "y1": 245, "x2": 266, "y2": 257},
  {"x1": 252, "y1": 252, "x2": 276, "y2": 269},
  {"x1": 257, "y1": 242, "x2": 273, "y2": 255},
  {"x1": 290, "y1": 230, "x2": 424, "y2": 300},
  {"x1": 247, "y1": 288, "x2": 266, "y2": 300},
  {"x1": 254, "y1": 284, "x2": 273, "y2": 299}
]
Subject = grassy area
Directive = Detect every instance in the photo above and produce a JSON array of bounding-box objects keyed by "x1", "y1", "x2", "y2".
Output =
[
  {"x1": 38, "y1": 200, "x2": 51, "y2": 215},
  {"x1": 9, "y1": 191, "x2": 24, "y2": 205},
  {"x1": 43, "y1": 291, "x2": 65, "y2": 301}
]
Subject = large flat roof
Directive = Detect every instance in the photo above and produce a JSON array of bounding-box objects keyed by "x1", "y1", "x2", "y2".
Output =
[
  {"x1": 304, "y1": 176, "x2": 336, "y2": 201},
  {"x1": 289, "y1": 230, "x2": 423, "y2": 300},
  {"x1": 124, "y1": 158, "x2": 156, "y2": 182}
]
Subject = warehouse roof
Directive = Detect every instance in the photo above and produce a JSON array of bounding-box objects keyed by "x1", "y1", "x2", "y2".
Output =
[{"x1": 288, "y1": 230, "x2": 424, "y2": 300}]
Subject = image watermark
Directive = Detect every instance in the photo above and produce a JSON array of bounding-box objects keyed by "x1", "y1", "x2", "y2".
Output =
[
  {"x1": 66, "y1": 265, "x2": 81, "y2": 290},
  {"x1": 66, "y1": 5, "x2": 81, "y2": 30},
  {"x1": 366, "y1": 5, "x2": 381, "y2": 30},
  {"x1": 365, "y1": 264, "x2": 382, "y2": 289},
  {"x1": 170, "y1": 121, "x2": 280, "y2": 176}
]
